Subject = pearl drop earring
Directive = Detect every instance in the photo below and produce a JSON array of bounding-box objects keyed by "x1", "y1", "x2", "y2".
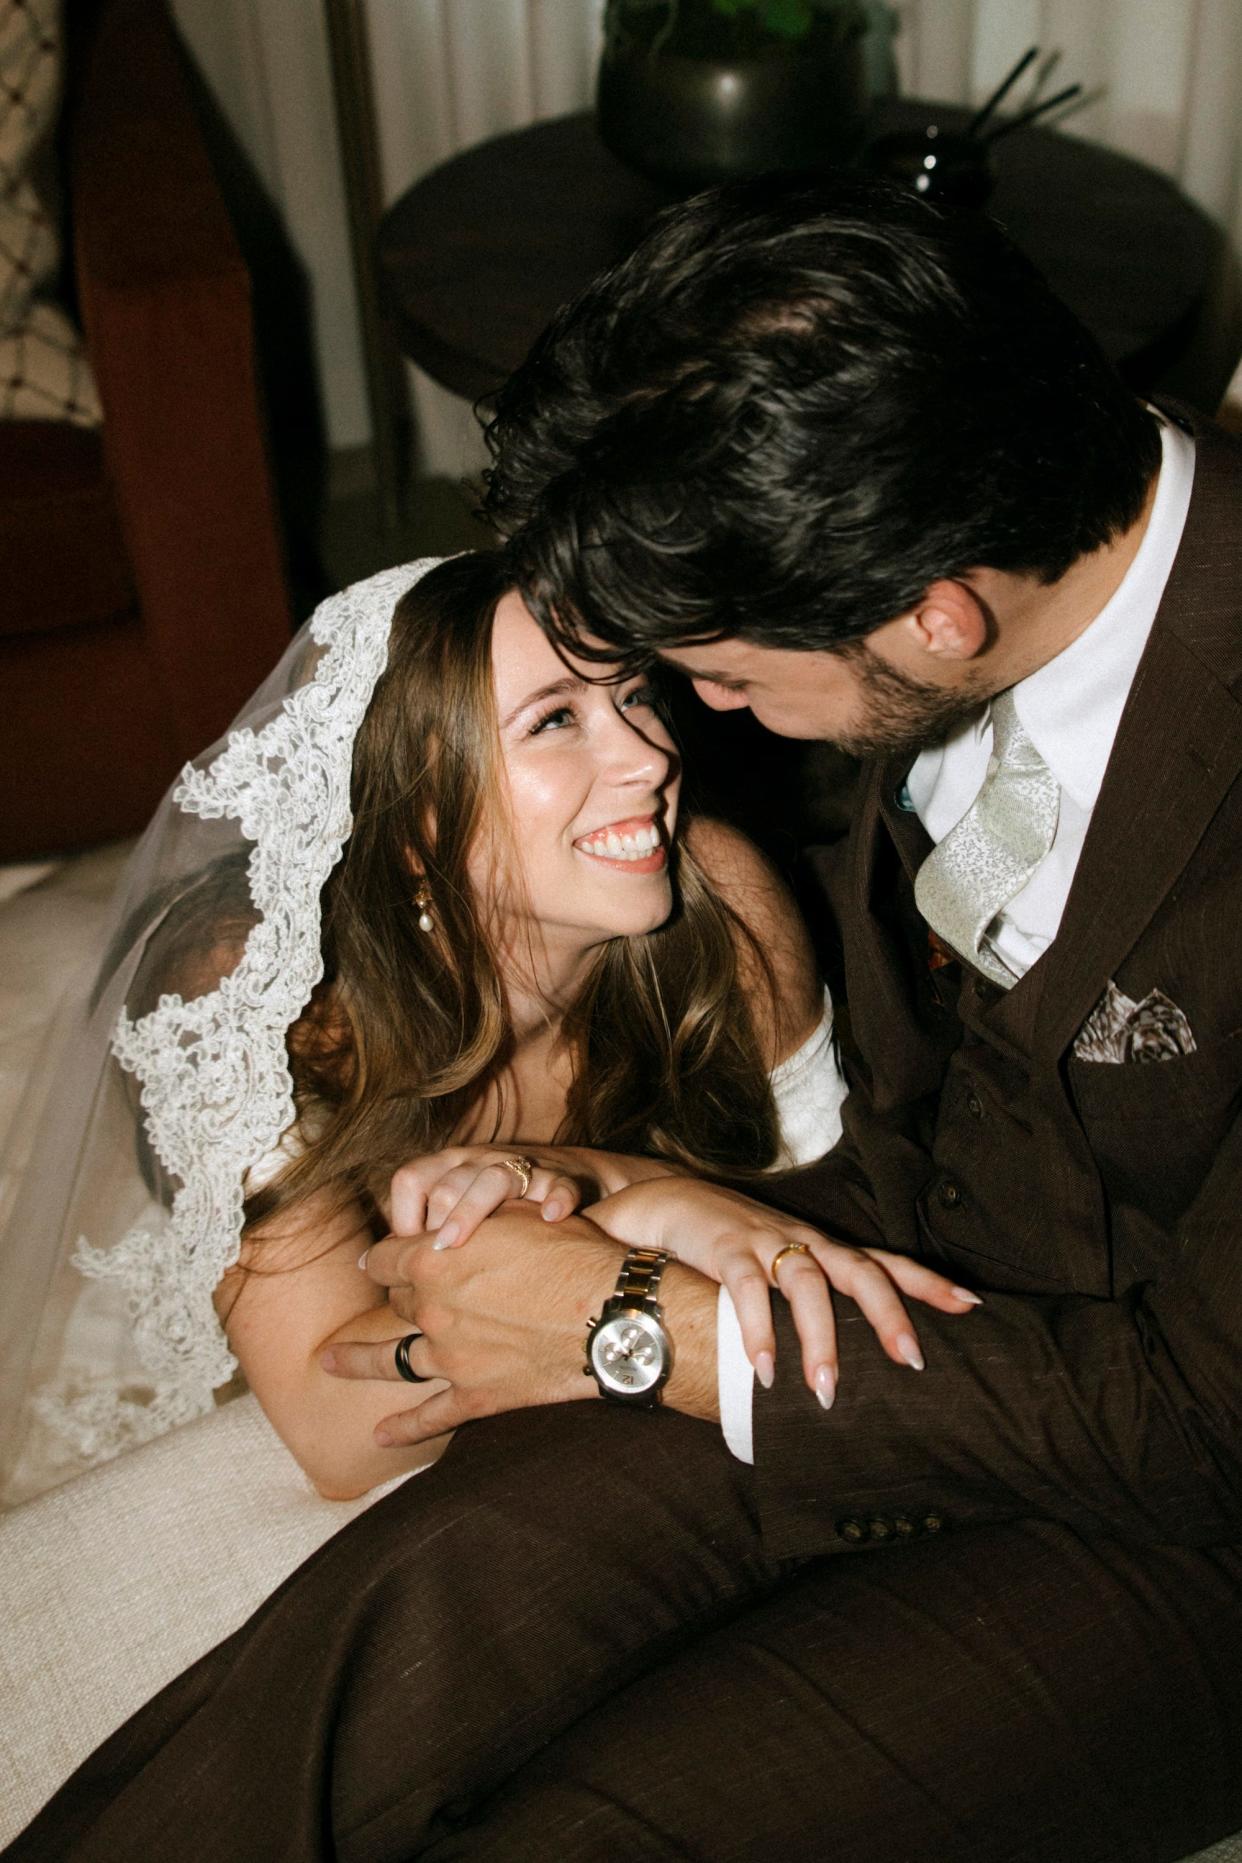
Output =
[{"x1": 414, "y1": 880, "x2": 434, "y2": 934}]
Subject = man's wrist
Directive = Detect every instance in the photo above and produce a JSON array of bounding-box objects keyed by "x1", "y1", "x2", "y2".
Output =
[{"x1": 661, "y1": 1263, "x2": 720, "y2": 1422}]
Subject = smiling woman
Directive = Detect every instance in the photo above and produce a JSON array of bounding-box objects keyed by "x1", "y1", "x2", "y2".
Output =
[
  {"x1": 210, "y1": 552, "x2": 824, "y2": 1497},
  {"x1": 1, "y1": 550, "x2": 840, "y2": 1511}
]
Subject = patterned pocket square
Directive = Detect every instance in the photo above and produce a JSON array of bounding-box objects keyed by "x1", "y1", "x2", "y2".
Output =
[{"x1": 1073, "y1": 982, "x2": 1198, "y2": 1065}]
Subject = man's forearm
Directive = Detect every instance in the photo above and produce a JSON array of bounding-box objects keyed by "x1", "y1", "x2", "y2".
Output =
[{"x1": 662, "y1": 1265, "x2": 721, "y2": 1423}]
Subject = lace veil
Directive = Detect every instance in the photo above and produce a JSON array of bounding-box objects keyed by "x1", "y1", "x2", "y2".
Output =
[{"x1": 0, "y1": 559, "x2": 443, "y2": 1506}]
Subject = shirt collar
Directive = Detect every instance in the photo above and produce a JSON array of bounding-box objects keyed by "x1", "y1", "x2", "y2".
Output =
[{"x1": 1008, "y1": 415, "x2": 1195, "y2": 811}]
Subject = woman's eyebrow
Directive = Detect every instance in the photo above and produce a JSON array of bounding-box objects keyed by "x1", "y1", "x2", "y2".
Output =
[{"x1": 499, "y1": 675, "x2": 583, "y2": 728}]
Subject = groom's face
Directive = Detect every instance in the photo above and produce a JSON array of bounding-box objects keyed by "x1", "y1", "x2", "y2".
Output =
[{"x1": 660, "y1": 629, "x2": 986, "y2": 758}]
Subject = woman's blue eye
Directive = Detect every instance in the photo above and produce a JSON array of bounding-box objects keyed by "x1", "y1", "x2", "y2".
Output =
[
  {"x1": 620, "y1": 684, "x2": 658, "y2": 711},
  {"x1": 529, "y1": 704, "x2": 576, "y2": 735}
]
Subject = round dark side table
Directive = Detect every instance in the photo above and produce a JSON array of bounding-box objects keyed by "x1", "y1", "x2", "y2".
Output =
[{"x1": 378, "y1": 98, "x2": 1230, "y2": 411}]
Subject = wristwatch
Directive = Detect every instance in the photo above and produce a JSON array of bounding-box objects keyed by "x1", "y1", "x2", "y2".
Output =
[{"x1": 583, "y1": 1247, "x2": 673, "y2": 1406}]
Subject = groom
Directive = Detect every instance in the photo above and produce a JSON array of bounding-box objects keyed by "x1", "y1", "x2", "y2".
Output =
[{"x1": 15, "y1": 176, "x2": 1242, "y2": 1861}]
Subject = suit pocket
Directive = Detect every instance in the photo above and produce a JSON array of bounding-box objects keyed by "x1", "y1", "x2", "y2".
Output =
[
  {"x1": 1066, "y1": 1029, "x2": 1242, "y2": 1124},
  {"x1": 1066, "y1": 1031, "x2": 1242, "y2": 1230}
]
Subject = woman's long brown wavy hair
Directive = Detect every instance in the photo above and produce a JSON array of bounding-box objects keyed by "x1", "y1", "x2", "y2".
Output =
[{"x1": 242, "y1": 551, "x2": 781, "y2": 1232}]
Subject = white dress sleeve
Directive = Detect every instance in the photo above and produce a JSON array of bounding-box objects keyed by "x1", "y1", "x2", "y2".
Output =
[{"x1": 768, "y1": 988, "x2": 847, "y2": 1168}]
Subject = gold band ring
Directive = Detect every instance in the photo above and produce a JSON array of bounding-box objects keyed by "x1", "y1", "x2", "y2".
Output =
[
  {"x1": 770, "y1": 1240, "x2": 812, "y2": 1289},
  {"x1": 500, "y1": 1154, "x2": 535, "y2": 1198}
]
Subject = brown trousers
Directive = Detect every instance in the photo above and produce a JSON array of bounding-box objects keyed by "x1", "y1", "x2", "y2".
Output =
[{"x1": 8, "y1": 1400, "x2": 1242, "y2": 1863}]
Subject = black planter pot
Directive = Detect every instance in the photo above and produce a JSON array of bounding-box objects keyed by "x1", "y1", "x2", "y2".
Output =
[{"x1": 597, "y1": 42, "x2": 871, "y2": 192}]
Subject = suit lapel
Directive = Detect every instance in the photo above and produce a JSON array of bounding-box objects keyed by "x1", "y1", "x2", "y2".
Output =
[
  {"x1": 842, "y1": 758, "x2": 950, "y2": 1104},
  {"x1": 989, "y1": 414, "x2": 1242, "y2": 1062}
]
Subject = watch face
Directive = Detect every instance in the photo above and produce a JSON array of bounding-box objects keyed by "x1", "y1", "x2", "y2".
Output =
[{"x1": 590, "y1": 1310, "x2": 669, "y2": 1398}]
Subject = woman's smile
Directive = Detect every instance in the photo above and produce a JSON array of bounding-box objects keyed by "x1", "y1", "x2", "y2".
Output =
[{"x1": 572, "y1": 815, "x2": 666, "y2": 869}]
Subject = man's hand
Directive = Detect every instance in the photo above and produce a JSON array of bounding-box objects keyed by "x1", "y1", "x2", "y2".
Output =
[{"x1": 320, "y1": 1206, "x2": 720, "y2": 1447}]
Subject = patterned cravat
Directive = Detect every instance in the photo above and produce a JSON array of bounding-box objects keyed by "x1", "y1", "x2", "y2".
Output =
[{"x1": 913, "y1": 689, "x2": 1060, "y2": 989}]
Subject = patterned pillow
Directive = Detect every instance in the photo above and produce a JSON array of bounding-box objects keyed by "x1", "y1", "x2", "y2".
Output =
[{"x1": 0, "y1": 0, "x2": 100, "y2": 425}]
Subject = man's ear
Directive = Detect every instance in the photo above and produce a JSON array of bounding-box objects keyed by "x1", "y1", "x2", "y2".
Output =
[{"x1": 905, "y1": 579, "x2": 989, "y2": 661}]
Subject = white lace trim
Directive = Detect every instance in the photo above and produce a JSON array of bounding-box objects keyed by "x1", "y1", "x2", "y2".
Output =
[{"x1": 36, "y1": 561, "x2": 438, "y2": 1463}]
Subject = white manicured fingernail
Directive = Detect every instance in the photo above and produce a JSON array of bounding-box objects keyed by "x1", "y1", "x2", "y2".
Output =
[
  {"x1": 815, "y1": 1364, "x2": 836, "y2": 1409},
  {"x1": 951, "y1": 1287, "x2": 982, "y2": 1305},
  {"x1": 432, "y1": 1223, "x2": 459, "y2": 1252},
  {"x1": 357, "y1": 1249, "x2": 370, "y2": 1272},
  {"x1": 755, "y1": 1350, "x2": 775, "y2": 1390},
  {"x1": 897, "y1": 1332, "x2": 925, "y2": 1371}
]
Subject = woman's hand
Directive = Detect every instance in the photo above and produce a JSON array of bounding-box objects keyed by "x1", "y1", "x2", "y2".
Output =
[
  {"x1": 587, "y1": 1178, "x2": 981, "y2": 1408},
  {"x1": 387, "y1": 1145, "x2": 676, "y2": 1250}
]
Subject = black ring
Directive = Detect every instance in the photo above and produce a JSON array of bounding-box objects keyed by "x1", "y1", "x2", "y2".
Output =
[{"x1": 394, "y1": 1333, "x2": 426, "y2": 1383}]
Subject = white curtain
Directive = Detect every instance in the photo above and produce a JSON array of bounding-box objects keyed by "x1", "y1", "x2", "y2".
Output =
[{"x1": 170, "y1": 0, "x2": 1242, "y2": 472}]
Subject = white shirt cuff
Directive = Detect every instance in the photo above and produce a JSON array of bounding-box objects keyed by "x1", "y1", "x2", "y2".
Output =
[{"x1": 716, "y1": 1286, "x2": 755, "y2": 1464}]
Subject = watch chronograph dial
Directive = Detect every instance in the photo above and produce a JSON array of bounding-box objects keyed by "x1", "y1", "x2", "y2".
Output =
[
  {"x1": 601, "y1": 1325, "x2": 657, "y2": 1368},
  {"x1": 590, "y1": 1311, "x2": 669, "y2": 1396}
]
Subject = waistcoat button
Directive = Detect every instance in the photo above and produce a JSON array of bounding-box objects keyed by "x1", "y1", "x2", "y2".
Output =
[
  {"x1": 965, "y1": 1090, "x2": 983, "y2": 1120},
  {"x1": 937, "y1": 1179, "x2": 963, "y2": 1210}
]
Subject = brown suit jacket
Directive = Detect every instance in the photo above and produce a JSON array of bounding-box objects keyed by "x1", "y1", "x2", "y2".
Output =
[{"x1": 755, "y1": 407, "x2": 1242, "y2": 1561}]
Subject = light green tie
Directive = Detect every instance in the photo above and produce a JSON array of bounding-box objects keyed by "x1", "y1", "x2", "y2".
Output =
[{"x1": 913, "y1": 690, "x2": 1060, "y2": 989}]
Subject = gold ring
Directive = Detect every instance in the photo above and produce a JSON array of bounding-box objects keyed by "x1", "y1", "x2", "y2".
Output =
[
  {"x1": 500, "y1": 1154, "x2": 535, "y2": 1198},
  {"x1": 770, "y1": 1241, "x2": 812, "y2": 1289}
]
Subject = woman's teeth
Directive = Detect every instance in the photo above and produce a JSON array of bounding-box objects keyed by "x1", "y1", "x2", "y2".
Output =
[{"x1": 577, "y1": 823, "x2": 662, "y2": 861}]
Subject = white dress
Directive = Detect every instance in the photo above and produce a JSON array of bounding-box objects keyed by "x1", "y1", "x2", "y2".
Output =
[{"x1": 0, "y1": 1009, "x2": 846, "y2": 1844}]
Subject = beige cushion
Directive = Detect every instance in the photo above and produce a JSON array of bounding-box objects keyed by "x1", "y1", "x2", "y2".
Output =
[{"x1": 0, "y1": 1392, "x2": 413, "y2": 1843}]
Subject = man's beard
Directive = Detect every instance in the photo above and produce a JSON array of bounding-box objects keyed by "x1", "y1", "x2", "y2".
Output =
[{"x1": 829, "y1": 638, "x2": 990, "y2": 759}]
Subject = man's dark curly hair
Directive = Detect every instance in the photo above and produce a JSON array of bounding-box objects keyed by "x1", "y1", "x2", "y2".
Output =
[{"x1": 482, "y1": 171, "x2": 1161, "y2": 663}]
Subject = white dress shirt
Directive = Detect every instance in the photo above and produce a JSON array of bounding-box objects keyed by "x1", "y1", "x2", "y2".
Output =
[{"x1": 717, "y1": 413, "x2": 1195, "y2": 1463}]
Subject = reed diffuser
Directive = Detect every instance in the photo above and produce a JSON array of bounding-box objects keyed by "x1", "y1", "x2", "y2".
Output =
[{"x1": 866, "y1": 45, "x2": 1084, "y2": 208}]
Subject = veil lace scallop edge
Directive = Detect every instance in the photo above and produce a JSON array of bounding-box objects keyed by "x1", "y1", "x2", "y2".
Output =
[{"x1": 32, "y1": 560, "x2": 440, "y2": 1465}]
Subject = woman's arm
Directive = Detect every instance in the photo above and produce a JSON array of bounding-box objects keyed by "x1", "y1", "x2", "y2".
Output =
[{"x1": 214, "y1": 1190, "x2": 450, "y2": 1500}]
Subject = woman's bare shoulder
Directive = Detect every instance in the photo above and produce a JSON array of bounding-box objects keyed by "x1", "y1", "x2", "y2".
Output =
[{"x1": 685, "y1": 818, "x2": 823, "y2": 1062}]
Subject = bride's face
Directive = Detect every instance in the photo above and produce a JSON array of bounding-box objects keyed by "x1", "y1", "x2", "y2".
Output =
[{"x1": 478, "y1": 590, "x2": 680, "y2": 963}]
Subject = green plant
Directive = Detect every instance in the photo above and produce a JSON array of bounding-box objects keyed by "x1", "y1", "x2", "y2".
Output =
[{"x1": 604, "y1": 0, "x2": 868, "y2": 60}]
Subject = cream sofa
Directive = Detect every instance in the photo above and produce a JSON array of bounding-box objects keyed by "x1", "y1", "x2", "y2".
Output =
[{"x1": 0, "y1": 1392, "x2": 412, "y2": 1843}]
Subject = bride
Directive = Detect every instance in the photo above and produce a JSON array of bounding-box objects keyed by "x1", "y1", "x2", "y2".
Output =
[
  {"x1": 1, "y1": 548, "x2": 979, "y2": 1504},
  {"x1": 200, "y1": 546, "x2": 845, "y2": 1499},
  {"x1": 0, "y1": 547, "x2": 892, "y2": 1511}
]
